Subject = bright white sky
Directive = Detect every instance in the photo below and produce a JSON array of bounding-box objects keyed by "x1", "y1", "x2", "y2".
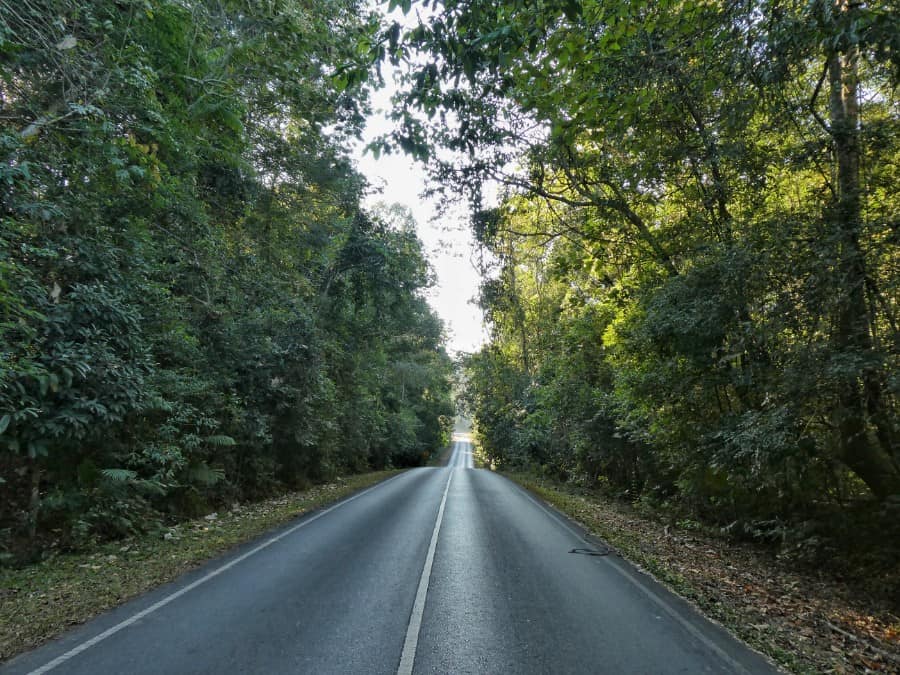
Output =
[{"x1": 350, "y1": 12, "x2": 487, "y2": 356}]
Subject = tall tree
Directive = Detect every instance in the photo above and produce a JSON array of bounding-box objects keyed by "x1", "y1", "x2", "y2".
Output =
[
  {"x1": 1, "y1": 0, "x2": 454, "y2": 556},
  {"x1": 377, "y1": 0, "x2": 898, "y2": 502}
]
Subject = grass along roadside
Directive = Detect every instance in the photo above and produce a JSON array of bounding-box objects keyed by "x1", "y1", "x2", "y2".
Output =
[
  {"x1": 0, "y1": 470, "x2": 401, "y2": 662},
  {"x1": 506, "y1": 472, "x2": 900, "y2": 674}
]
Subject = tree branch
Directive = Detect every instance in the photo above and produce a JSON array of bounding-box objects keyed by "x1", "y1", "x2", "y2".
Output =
[{"x1": 809, "y1": 59, "x2": 832, "y2": 134}]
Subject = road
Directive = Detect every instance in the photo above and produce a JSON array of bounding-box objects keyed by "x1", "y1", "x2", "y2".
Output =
[{"x1": 3, "y1": 435, "x2": 777, "y2": 674}]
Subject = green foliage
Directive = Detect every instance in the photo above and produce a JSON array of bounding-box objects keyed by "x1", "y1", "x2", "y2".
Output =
[
  {"x1": 395, "y1": 0, "x2": 900, "y2": 547},
  {"x1": 0, "y1": 0, "x2": 452, "y2": 559}
]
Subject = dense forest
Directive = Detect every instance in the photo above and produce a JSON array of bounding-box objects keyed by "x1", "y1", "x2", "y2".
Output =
[
  {"x1": 2, "y1": 0, "x2": 899, "y2": 570},
  {"x1": 377, "y1": 0, "x2": 899, "y2": 556},
  {"x1": 0, "y1": 0, "x2": 454, "y2": 560}
]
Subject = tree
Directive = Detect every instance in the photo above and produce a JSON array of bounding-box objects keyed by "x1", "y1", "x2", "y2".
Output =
[
  {"x1": 380, "y1": 0, "x2": 898, "y2": 504},
  {"x1": 0, "y1": 0, "x2": 454, "y2": 556}
]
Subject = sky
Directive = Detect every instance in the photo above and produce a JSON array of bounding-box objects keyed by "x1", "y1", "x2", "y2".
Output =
[{"x1": 350, "y1": 24, "x2": 487, "y2": 356}]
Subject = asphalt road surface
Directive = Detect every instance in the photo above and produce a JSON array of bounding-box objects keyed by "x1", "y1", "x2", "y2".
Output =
[{"x1": 3, "y1": 435, "x2": 777, "y2": 674}]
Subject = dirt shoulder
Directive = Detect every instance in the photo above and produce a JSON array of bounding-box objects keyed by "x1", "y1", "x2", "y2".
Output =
[
  {"x1": 0, "y1": 470, "x2": 400, "y2": 662},
  {"x1": 507, "y1": 473, "x2": 900, "y2": 674}
]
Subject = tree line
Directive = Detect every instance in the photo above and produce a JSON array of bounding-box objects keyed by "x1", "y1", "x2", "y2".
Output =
[
  {"x1": 379, "y1": 0, "x2": 898, "y2": 555},
  {"x1": 0, "y1": 0, "x2": 453, "y2": 560}
]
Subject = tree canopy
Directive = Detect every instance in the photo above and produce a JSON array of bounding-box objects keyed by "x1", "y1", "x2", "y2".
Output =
[
  {"x1": 3, "y1": 0, "x2": 898, "y2": 566},
  {"x1": 376, "y1": 0, "x2": 899, "y2": 551},
  {"x1": 1, "y1": 0, "x2": 454, "y2": 558}
]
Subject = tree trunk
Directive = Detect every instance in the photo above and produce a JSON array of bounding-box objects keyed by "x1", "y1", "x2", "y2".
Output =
[{"x1": 828, "y1": 2, "x2": 900, "y2": 499}]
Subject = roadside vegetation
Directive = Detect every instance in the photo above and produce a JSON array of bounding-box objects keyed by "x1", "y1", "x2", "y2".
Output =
[
  {"x1": 372, "y1": 0, "x2": 899, "y2": 648},
  {"x1": 366, "y1": 1, "x2": 899, "y2": 670},
  {"x1": 1, "y1": 0, "x2": 453, "y2": 567}
]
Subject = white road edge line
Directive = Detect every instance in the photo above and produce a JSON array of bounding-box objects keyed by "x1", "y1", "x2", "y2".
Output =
[
  {"x1": 397, "y1": 470, "x2": 453, "y2": 675},
  {"x1": 25, "y1": 471, "x2": 409, "y2": 675},
  {"x1": 513, "y1": 483, "x2": 753, "y2": 675}
]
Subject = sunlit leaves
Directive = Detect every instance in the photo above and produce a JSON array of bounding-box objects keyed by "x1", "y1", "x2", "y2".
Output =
[{"x1": 440, "y1": 0, "x2": 900, "y2": 520}]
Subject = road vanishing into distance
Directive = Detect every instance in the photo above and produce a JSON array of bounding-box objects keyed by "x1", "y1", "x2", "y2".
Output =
[{"x1": 4, "y1": 435, "x2": 777, "y2": 674}]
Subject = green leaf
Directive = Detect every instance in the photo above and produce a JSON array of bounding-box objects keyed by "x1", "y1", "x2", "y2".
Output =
[
  {"x1": 205, "y1": 435, "x2": 236, "y2": 447},
  {"x1": 187, "y1": 463, "x2": 226, "y2": 485},
  {"x1": 101, "y1": 468, "x2": 138, "y2": 482}
]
